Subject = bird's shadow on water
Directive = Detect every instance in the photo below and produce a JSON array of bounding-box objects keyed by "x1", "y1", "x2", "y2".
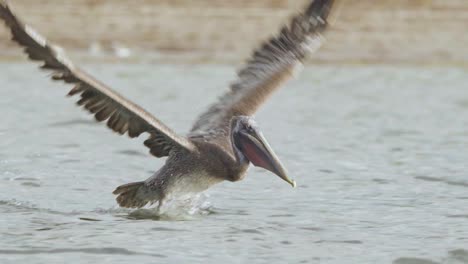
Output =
[
  {"x1": 122, "y1": 209, "x2": 182, "y2": 221},
  {"x1": 116, "y1": 207, "x2": 217, "y2": 221}
]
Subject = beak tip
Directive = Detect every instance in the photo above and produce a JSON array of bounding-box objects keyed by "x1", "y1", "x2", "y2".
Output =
[{"x1": 291, "y1": 180, "x2": 297, "y2": 188}]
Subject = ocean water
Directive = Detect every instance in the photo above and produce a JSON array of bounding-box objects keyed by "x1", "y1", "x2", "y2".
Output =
[{"x1": 0, "y1": 63, "x2": 467, "y2": 264}]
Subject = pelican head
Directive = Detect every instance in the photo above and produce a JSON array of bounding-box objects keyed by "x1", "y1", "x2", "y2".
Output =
[{"x1": 230, "y1": 116, "x2": 296, "y2": 187}]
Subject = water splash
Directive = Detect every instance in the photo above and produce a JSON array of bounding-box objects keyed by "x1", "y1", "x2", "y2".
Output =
[{"x1": 121, "y1": 193, "x2": 214, "y2": 221}]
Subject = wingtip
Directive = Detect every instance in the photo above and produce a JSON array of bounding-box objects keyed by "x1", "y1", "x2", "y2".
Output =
[
  {"x1": 0, "y1": 1, "x2": 6, "y2": 13},
  {"x1": 306, "y1": 0, "x2": 333, "y2": 17},
  {"x1": 306, "y1": 0, "x2": 344, "y2": 26},
  {"x1": 0, "y1": 0, "x2": 16, "y2": 25},
  {"x1": 0, "y1": 0, "x2": 10, "y2": 10}
]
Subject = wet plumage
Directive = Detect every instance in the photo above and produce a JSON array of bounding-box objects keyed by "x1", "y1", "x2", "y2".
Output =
[{"x1": 0, "y1": 0, "x2": 339, "y2": 209}]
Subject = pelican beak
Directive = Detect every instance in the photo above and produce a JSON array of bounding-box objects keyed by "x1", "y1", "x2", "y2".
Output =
[{"x1": 237, "y1": 128, "x2": 296, "y2": 188}]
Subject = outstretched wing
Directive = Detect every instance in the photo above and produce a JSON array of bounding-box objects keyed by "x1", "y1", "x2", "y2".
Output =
[
  {"x1": 189, "y1": 0, "x2": 338, "y2": 142},
  {"x1": 0, "y1": 1, "x2": 195, "y2": 158}
]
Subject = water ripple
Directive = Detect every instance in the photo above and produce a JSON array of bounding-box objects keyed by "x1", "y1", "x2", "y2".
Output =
[
  {"x1": 392, "y1": 257, "x2": 440, "y2": 264},
  {"x1": 315, "y1": 240, "x2": 363, "y2": 244},
  {"x1": 48, "y1": 119, "x2": 97, "y2": 127},
  {"x1": 0, "y1": 199, "x2": 76, "y2": 216},
  {"x1": 415, "y1": 176, "x2": 468, "y2": 188},
  {"x1": 448, "y1": 249, "x2": 468, "y2": 262},
  {"x1": 0, "y1": 247, "x2": 166, "y2": 257},
  {"x1": 117, "y1": 149, "x2": 147, "y2": 157}
]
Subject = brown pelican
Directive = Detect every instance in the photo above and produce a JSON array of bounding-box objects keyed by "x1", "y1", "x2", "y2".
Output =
[{"x1": 0, "y1": 0, "x2": 338, "y2": 209}]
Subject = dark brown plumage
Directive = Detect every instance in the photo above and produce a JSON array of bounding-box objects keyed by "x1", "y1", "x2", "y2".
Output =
[{"x1": 0, "y1": 0, "x2": 339, "y2": 209}]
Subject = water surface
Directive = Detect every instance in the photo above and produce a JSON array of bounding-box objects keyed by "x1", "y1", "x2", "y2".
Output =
[{"x1": 0, "y1": 63, "x2": 467, "y2": 263}]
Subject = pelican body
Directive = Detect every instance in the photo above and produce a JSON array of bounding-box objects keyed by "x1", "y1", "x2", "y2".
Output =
[
  {"x1": 114, "y1": 116, "x2": 294, "y2": 208},
  {"x1": 0, "y1": 0, "x2": 338, "y2": 209}
]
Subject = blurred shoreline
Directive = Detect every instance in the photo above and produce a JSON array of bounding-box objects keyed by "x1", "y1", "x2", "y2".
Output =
[{"x1": 0, "y1": 0, "x2": 467, "y2": 66}]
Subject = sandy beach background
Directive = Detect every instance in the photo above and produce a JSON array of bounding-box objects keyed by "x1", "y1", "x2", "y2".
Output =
[{"x1": 0, "y1": 0, "x2": 466, "y2": 65}]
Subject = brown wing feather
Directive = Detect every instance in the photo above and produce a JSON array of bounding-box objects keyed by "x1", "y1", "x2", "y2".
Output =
[
  {"x1": 0, "y1": 1, "x2": 194, "y2": 158},
  {"x1": 190, "y1": 0, "x2": 337, "y2": 142}
]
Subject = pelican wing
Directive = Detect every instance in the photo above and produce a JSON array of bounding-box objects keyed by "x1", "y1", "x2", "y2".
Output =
[
  {"x1": 190, "y1": 0, "x2": 336, "y2": 141},
  {"x1": 0, "y1": 1, "x2": 195, "y2": 158}
]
